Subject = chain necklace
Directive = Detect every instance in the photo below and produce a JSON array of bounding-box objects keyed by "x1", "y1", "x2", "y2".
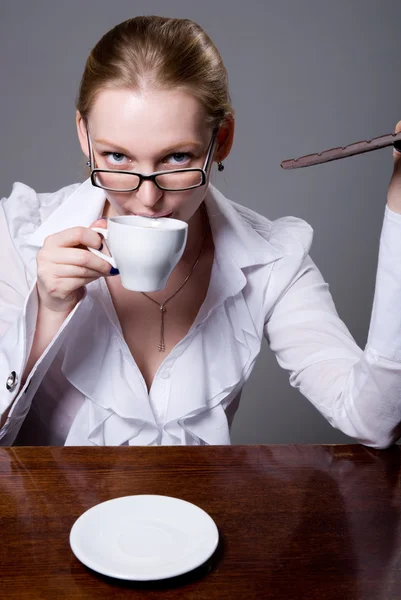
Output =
[{"x1": 141, "y1": 207, "x2": 208, "y2": 352}]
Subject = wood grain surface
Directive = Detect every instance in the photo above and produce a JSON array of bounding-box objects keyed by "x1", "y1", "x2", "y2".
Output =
[{"x1": 0, "y1": 444, "x2": 400, "y2": 599}]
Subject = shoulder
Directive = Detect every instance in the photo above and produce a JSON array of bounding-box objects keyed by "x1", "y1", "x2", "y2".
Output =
[
  {"x1": 229, "y1": 198, "x2": 314, "y2": 259},
  {"x1": 0, "y1": 181, "x2": 81, "y2": 240}
]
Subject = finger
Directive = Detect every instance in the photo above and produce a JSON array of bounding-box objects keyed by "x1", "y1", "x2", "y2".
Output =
[
  {"x1": 48, "y1": 247, "x2": 112, "y2": 275},
  {"x1": 45, "y1": 226, "x2": 104, "y2": 249},
  {"x1": 90, "y1": 217, "x2": 108, "y2": 229},
  {"x1": 53, "y1": 276, "x2": 100, "y2": 292},
  {"x1": 88, "y1": 217, "x2": 112, "y2": 257},
  {"x1": 387, "y1": 122, "x2": 401, "y2": 208},
  {"x1": 52, "y1": 264, "x2": 106, "y2": 279},
  {"x1": 393, "y1": 120, "x2": 401, "y2": 164}
]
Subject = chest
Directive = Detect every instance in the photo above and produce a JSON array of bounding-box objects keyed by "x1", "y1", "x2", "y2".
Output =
[{"x1": 106, "y1": 247, "x2": 214, "y2": 392}]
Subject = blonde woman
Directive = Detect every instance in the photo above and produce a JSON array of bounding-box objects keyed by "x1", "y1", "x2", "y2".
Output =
[{"x1": 1, "y1": 16, "x2": 401, "y2": 447}]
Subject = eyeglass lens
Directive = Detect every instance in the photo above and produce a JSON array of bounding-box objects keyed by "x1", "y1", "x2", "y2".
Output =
[{"x1": 93, "y1": 169, "x2": 204, "y2": 191}]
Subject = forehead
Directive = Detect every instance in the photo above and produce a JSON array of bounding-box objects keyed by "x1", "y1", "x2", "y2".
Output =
[{"x1": 89, "y1": 88, "x2": 209, "y2": 147}]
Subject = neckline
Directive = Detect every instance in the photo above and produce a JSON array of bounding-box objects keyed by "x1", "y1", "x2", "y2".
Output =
[{"x1": 96, "y1": 266, "x2": 216, "y2": 397}]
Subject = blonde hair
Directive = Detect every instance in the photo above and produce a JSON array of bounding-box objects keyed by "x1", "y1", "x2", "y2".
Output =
[{"x1": 76, "y1": 15, "x2": 234, "y2": 127}]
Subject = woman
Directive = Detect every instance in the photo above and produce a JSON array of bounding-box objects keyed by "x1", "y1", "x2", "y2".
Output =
[{"x1": 1, "y1": 15, "x2": 401, "y2": 447}]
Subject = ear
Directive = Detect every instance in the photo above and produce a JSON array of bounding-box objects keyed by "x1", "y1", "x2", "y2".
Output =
[
  {"x1": 215, "y1": 114, "x2": 235, "y2": 162},
  {"x1": 76, "y1": 111, "x2": 89, "y2": 158}
]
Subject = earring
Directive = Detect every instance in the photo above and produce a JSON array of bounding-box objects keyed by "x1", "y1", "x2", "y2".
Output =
[
  {"x1": 217, "y1": 161, "x2": 225, "y2": 172},
  {"x1": 86, "y1": 160, "x2": 91, "y2": 167}
]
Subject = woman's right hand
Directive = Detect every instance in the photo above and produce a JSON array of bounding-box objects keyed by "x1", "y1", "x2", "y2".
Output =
[{"x1": 36, "y1": 220, "x2": 112, "y2": 314}]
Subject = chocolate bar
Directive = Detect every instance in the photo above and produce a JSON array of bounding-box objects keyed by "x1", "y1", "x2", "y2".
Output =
[{"x1": 281, "y1": 131, "x2": 401, "y2": 169}]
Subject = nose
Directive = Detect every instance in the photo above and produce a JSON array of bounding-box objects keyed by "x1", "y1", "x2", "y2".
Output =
[{"x1": 135, "y1": 179, "x2": 163, "y2": 209}]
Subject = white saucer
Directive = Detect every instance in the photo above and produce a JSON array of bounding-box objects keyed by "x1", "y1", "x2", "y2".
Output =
[{"x1": 69, "y1": 495, "x2": 219, "y2": 581}]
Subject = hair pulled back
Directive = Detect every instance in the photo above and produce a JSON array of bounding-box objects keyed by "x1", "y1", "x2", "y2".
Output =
[{"x1": 76, "y1": 16, "x2": 233, "y2": 128}]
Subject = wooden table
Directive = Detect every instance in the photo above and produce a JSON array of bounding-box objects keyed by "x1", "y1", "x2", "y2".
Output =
[{"x1": 0, "y1": 445, "x2": 400, "y2": 599}]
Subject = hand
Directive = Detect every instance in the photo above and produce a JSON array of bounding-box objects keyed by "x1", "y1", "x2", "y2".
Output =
[
  {"x1": 36, "y1": 218, "x2": 112, "y2": 314},
  {"x1": 387, "y1": 120, "x2": 401, "y2": 214}
]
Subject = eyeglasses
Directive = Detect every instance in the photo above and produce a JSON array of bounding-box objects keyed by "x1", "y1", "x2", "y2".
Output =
[{"x1": 86, "y1": 125, "x2": 219, "y2": 192}]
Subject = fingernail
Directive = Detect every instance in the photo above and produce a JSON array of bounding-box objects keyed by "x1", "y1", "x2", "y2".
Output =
[
  {"x1": 109, "y1": 267, "x2": 120, "y2": 276},
  {"x1": 98, "y1": 243, "x2": 103, "y2": 251}
]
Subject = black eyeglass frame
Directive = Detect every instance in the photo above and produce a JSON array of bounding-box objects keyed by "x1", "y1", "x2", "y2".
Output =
[{"x1": 86, "y1": 124, "x2": 219, "y2": 192}]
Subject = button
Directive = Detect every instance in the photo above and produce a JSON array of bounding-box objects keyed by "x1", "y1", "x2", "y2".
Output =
[
  {"x1": 6, "y1": 371, "x2": 18, "y2": 391},
  {"x1": 160, "y1": 370, "x2": 170, "y2": 380}
]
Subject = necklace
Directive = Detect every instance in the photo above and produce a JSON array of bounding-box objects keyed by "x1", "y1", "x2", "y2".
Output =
[{"x1": 141, "y1": 206, "x2": 208, "y2": 352}]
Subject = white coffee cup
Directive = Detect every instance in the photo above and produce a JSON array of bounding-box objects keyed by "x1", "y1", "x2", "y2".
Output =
[{"x1": 87, "y1": 215, "x2": 188, "y2": 292}]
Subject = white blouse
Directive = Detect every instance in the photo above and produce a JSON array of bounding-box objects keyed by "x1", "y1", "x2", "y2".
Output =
[{"x1": 1, "y1": 178, "x2": 401, "y2": 447}]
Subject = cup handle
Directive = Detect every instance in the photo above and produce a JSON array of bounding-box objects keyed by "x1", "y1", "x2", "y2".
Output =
[{"x1": 87, "y1": 227, "x2": 117, "y2": 269}]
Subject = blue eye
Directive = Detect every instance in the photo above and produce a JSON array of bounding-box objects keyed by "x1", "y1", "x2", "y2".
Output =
[
  {"x1": 167, "y1": 153, "x2": 193, "y2": 166},
  {"x1": 100, "y1": 150, "x2": 195, "y2": 169},
  {"x1": 101, "y1": 152, "x2": 127, "y2": 167},
  {"x1": 109, "y1": 153, "x2": 125, "y2": 163}
]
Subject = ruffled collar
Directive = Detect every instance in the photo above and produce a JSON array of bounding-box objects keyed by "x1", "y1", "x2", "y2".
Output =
[
  {"x1": 192, "y1": 185, "x2": 283, "y2": 326},
  {"x1": 27, "y1": 178, "x2": 105, "y2": 247}
]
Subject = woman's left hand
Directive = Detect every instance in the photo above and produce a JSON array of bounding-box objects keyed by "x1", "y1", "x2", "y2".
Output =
[{"x1": 387, "y1": 120, "x2": 401, "y2": 214}]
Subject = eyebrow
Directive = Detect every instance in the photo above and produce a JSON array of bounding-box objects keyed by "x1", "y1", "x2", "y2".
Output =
[{"x1": 94, "y1": 138, "x2": 203, "y2": 155}]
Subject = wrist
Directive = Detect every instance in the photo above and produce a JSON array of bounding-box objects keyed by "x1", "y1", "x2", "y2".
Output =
[
  {"x1": 36, "y1": 286, "x2": 83, "y2": 317},
  {"x1": 387, "y1": 201, "x2": 401, "y2": 215}
]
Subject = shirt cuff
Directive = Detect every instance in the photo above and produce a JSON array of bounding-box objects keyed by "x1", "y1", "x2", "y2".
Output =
[
  {"x1": 0, "y1": 281, "x2": 90, "y2": 440},
  {"x1": 385, "y1": 203, "x2": 401, "y2": 221}
]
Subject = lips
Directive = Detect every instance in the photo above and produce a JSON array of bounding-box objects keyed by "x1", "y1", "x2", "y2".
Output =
[{"x1": 133, "y1": 211, "x2": 173, "y2": 218}]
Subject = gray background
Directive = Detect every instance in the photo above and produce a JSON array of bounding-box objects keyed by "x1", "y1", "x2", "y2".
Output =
[{"x1": 1, "y1": 0, "x2": 401, "y2": 444}]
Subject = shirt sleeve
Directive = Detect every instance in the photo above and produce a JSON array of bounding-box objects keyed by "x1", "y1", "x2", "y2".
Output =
[
  {"x1": 0, "y1": 204, "x2": 86, "y2": 444},
  {"x1": 264, "y1": 205, "x2": 401, "y2": 449}
]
